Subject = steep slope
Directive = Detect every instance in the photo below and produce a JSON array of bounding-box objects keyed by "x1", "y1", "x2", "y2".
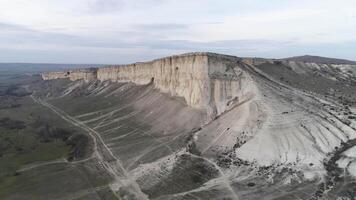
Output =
[
  {"x1": 39, "y1": 53, "x2": 356, "y2": 199},
  {"x1": 234, "y1": 63, "x2": 356, "y2": 167},
  {"x1": 43, "y1": 53, "x2": 250, "y2": 120},
  {"x1": 283, "y1": 55, "x2": 356, "y2": 65}
]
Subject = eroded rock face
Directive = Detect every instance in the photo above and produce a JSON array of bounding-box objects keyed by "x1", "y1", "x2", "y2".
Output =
[
  {"x1": 41, "y1": 53, "x2": 251, "y2": 119},
  {"x1": 97, "y1": 53, "x2": 211, "y2": 110},
  {"x1": 41, "y1": 53, "x2": 356, "y2": 169},
  {"x1": 37, "y1": 52, "x2": 356, "y2": 199},
  {"x1": 42, "y1": 68, "x2": 97, "y2": 82}
]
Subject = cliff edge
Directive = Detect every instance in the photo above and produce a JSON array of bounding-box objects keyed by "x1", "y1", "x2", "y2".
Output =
[{"x1": 42, "y1": 53, "x2": 254, "y2": 119}]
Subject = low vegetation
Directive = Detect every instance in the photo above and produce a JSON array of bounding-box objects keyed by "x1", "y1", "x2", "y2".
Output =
[
  {"x1": 0, "y1": 75, "x2": 104, "y2": 200},
  {"x1": 0, "y1": 117, "x2": 25, "y2": 130},
  {"x1": 0, "y1": 79, "x2": 91, "y2": 178}
]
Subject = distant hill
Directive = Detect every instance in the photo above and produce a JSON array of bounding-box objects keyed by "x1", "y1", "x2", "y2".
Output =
[
  {"x1": 282, "y1": 55, "x2": 356, "y2": 65},
  {"x1": 0, "y1": 63, "x2": 103, "y2": 74}
]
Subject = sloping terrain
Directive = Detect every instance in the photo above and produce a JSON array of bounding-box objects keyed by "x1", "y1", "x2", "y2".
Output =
[
  {"x1": 0, "y1": 74, "x2": 117, "y2": 200},
  {"x1": 283, "y1": 55, "x2": 356, "y2": 65},
  {"x1": 31, "y1": 79, "x2": 211, "y2": 199},
  {"x1": 3, "y1": 53, "x2": 356, "y2": 200}
]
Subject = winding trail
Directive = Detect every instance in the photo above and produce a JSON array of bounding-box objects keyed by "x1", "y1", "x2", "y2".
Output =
[
  {"x1": 30, "y1": 95, "x2": 148, "y2": 200},
  {"x1": 188, "y1": 153, "x2": 240, "y2": 200},
  {"x1": 17, "y1": 159, "x2": 68, "y2": 172},
  {"x1": 17, "y1": 156, "x2": 96, "y2": 173}
]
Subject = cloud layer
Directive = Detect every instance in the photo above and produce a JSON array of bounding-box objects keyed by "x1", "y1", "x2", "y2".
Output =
[{"x1": 0, "y1": 0, "x2": 356, "y2": 63}]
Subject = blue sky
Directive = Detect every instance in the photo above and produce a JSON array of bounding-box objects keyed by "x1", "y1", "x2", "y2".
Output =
[{"x1": 0, "y1": 0, "x2": 355, "y2": 64}]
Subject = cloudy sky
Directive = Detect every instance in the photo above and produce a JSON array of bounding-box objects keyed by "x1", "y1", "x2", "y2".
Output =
[{"x1": 0, "y1": 0, "x2": 356, "y2": 64}]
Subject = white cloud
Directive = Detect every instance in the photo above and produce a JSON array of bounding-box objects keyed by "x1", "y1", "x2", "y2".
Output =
[{"x1": 0, "y1": 0, "x2": 356, "y2": 62}]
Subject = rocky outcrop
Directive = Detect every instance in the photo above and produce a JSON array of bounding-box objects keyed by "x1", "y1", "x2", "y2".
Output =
[
  {"x1": 97, "y1": 53, "x2": 212, "y2": 110},
  {"x1": 42, "y1": 68, "x2": 97, "y2": 82},
  {"x1": 42, "y1": 53, "x2": 253, "y2": 119}
]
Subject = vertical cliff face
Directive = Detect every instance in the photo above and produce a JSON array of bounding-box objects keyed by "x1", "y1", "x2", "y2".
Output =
[
  {"x1": 42, "y1": 68, "x2": 97, "y2": 82},
  {"x1": 97, "y1": 53, "x2": 211, "y2": 110},
  {"x1": 42, "y1": 53, "x2": 252, "y2": 119},
  {"x1": 207, "y1": 55, "x2": 254, "y2": 116}
]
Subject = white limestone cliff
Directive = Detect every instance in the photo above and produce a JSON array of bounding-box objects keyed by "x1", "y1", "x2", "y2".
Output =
[
  {"x1": 41, "y1": 52, "x2": 356, "y2": 171},
  {"x1": 42, "y1": 53, "x2": 249, "y2": 119},
  {"x1": 42, "y1": 68, "x2": 97, "y2": 82}
]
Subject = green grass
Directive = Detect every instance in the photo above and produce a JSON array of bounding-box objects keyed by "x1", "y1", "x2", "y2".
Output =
[
  {"x1": 0, "y1": 164, "x2": 92, "y2": 200},
  {"x1": 0, "y1": 94, "x2": 93, "y2": 172},
  {"x1": 0, "y1": 97, "x2": 72, "y2": 176},
  {"x1": 0, "y1": 141, "x2": 69, "y2": 175},
  {"x1": 0, "y1": 75, "x2": 116, "y2": 200},
  {"x1": 0, "y1": 161, "x2": 116, "y2": 200}
]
